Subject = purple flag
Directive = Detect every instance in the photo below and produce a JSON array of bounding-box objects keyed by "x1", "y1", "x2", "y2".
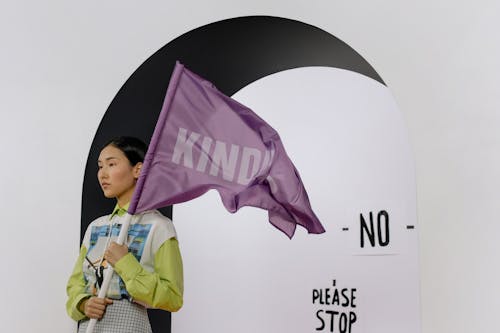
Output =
[{"x1": 129, "y1": 62, "x2": 325, "y2": 238}]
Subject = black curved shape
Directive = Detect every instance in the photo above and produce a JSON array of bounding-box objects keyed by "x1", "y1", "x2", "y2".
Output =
[{"x1": 80, "y1": 15, "x2": 384, "y2": 333}]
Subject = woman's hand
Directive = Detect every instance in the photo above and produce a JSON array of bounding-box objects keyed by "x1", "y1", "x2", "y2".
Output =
[
  {"x1": 104, "y1": 242, "x2": 129, "y2": 266},
  {"x1": 81, "y1": 297, "x2": 113, "y2": 319}
]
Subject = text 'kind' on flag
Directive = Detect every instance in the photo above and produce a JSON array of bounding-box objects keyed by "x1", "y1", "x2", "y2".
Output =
[{"x1": 129, "y1": 62, "x2": 325, "y2": 238}]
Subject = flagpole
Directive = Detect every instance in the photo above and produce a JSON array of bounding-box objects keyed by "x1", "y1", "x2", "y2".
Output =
[
  {"x1": 85, "y1": 213, "x2": 133, "y2": 333},
  {"x1": 84, "y1": 62, "x2": 185, "y2": 333}
]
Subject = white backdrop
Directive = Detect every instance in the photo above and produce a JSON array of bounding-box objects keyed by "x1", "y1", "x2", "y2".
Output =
[
  {"x1": 173, "y1": 67, "x2": 419, "y2": 333},
  {"x1": 1, "y1": 1, "x2": 499, "y2": 332}
]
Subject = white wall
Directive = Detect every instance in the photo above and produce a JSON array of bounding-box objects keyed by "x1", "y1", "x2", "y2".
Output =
[{"x1": 1, "y1": 1, "x2": 498, "y2": 332}]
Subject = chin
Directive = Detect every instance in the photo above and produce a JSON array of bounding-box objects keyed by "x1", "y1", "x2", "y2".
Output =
[{"x1": 102, "y1": 191, "x2": 115, "y2": 199}]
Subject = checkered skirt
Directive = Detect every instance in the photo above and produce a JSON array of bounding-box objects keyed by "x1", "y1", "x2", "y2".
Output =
[{"x1": 78, "y1": 299, "x2": 152, "y2": 333}]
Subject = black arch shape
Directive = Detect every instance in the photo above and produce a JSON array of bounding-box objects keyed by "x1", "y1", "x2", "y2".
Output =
[{"x1": 80, "y1": 15, "x2": 384, "y2": 333}]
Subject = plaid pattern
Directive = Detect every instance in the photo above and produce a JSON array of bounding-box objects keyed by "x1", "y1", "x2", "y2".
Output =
[{"x1": 78, "y1": 300, "x2": 152, "y2": 333}]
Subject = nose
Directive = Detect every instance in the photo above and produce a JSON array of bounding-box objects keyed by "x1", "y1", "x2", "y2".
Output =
[{"x1": 98, "y1": 167, "x2": 108, "y2": 180}]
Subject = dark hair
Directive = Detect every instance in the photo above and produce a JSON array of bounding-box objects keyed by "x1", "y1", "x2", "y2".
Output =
[{"x1": 103, "y1": 136, "x2": 147, "y2": 166}]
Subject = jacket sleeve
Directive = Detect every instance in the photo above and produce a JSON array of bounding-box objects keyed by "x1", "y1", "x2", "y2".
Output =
[
  {"x1": 66, "y1": 245, "x2": 92, "y2": 321},
  {"x1": 114, "y1": 237, "x2": 184, "y2": 312}
]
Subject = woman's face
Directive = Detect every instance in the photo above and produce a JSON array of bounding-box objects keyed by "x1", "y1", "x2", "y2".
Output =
[{"x1": 97, "y1": 145, "x2": 141, "y2": 205}]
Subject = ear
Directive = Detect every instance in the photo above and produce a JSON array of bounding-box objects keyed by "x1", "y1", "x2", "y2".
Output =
[{"x1": 133, "y1": 162, "x2": 143, "y2": 179}]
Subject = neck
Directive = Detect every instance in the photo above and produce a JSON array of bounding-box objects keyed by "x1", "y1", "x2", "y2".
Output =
[
  {"x1": 117, "y1": 187, "x2": 134, "y2": 208},
  {"x1": 117, "y1": 199, "x2": 129, "y2": 208}
]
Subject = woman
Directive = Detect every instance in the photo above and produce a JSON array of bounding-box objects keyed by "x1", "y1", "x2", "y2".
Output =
[{"x1": 66, "y1": 137, "x2": 183, "y2": 333}]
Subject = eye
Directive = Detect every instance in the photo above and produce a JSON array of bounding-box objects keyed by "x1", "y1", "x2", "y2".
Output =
[{"x1": 97, "y1": 165, "x2": 103, "y2": 170}]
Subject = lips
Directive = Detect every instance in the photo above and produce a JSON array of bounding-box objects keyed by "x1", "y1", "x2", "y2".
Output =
[{"x1": 101, "y1": 183, "x2": 111, "y2": 188}]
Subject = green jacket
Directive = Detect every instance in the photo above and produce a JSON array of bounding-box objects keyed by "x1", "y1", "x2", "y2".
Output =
[{"x1": 66, "y1": 205, "x2": 183, "y2": 321}]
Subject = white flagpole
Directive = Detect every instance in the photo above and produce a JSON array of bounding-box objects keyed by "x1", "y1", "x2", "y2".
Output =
[
  {"x1": 84, "y1": 62, "x2": 183, "y2": 333},
  {"x1": 85, "y1": 213, "x2": 133, "y2": 333}
]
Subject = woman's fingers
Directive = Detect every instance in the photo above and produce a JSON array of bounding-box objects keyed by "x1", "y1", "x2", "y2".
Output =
[
  {"x1": 84, "y1": 297, "x2": 113, "y2": 319},
  {"x1": 104, "y1": 242, "x2": 129, "y2": 266}
]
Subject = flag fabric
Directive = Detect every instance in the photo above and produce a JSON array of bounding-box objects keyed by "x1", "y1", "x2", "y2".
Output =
[{"x1": 129, "y1": 61, "x2": 325, "y2": 238}]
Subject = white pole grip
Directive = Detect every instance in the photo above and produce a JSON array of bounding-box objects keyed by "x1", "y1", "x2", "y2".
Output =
[{"x1": 85, "y1": 213, "x2": 133, "y2": 333}]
